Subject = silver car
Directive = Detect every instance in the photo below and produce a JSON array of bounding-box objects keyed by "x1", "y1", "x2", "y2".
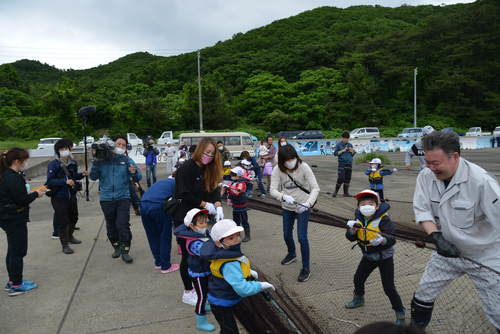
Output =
[{"x1": 37, "y1": 137, "x2": 62, "y2": 150}]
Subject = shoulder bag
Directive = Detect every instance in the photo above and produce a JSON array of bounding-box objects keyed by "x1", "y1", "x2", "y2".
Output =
[{"x1": 287, "y1": 174, "x2": 317, "y2": 208}]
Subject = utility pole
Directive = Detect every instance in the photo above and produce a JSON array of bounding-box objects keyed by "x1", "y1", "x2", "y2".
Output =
[
  {"x1": 414, "y1": 68, "x2": 418, "y2": 128},
  {"x1": 198, "y1": 50, "x2": 203, "y2": 131}
]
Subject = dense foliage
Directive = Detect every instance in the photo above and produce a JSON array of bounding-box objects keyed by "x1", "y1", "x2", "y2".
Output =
[{"x1": 1, "y1": 0, "x2": 499, "y2": 141}]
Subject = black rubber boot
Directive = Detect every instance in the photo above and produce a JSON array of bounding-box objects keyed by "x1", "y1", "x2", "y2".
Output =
[
  {"x1": 410, "y1": 296, "x2": 434, "y2": 330},
  {"x1": 59, "y1": 228, "x2": 74, "y2": 254},
  {"x1": 332, "y1": 184, "x2": 341, "y2": 198},
  {"x1": 110, "y1": 237, "x2": 121, "y2": 258},
  {"x1": 343, "y1": 184, "x2": 353, "y2": 197},
  {"x1": 242, "y1": 228, "x2": 251, "y2": 242},
  {"x1": 68, "y1": 224, "x2": 81, "y2": 244},
  {"x1": 120, "y1": 242, "x2": 133, "y2": 263}
]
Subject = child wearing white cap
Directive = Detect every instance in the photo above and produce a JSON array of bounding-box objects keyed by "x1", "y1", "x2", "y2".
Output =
[
  {"x1": 240, "y1": 159, "x2": 255, "y2": 199},
  {"x1": 345, "y1": 190, "x2": 405, "y2": 325},
  {"x1": 174, "y1": 208, "x2": 215, "y2": 331},
  {"x1": 200, "y1": 219, "x2": 275, "y2": 333},
  {"x1": 365, "y1": 158, "x2": 397, "y2": 203},
  {"x1": 224, "y1": 166, "x2": 251, "y2": 242}
]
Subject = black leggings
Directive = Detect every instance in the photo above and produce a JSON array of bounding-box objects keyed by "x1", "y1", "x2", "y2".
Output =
[
  {"x1": 353, "y1": 256, "x2": 404, "y2": 312},
  {"x1": 211, "y1": 304, "x2": 239, "y2": 334},
  {"x1": 2, "y1": 222, "x2": 28, "y2": 286},
  {"x1": 191, "y1": 276, "x2": 210, "y2": 315},
  {"x1": 177, "y1": 237, "x2": 192, "y2": 290}
]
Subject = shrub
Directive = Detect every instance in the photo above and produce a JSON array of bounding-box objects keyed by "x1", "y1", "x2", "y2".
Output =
[{"x1": 354, "y1": 152, "x2": 391, "y2": 164}]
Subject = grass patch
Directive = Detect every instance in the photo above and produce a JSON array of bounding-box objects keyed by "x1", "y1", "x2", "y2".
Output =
[
  {"x1": 0, "y1": 140, "x2": 40, "y2": 151},
  {"x1": 354, "y1": 152, "x2": 391, "y2": 164}
]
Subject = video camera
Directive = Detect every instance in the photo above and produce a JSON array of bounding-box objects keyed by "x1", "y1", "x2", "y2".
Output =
[
  {"x1": 91, "y1": 135, "x2": 115, "y2": 160},
  {"x1": 143, "y1": 135, "x2": 154, "y2": 150}
]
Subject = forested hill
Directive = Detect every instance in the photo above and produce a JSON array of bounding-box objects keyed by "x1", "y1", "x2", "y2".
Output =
[{"x1": 1, "y1": 0, "x2": 499, "y2": 141}]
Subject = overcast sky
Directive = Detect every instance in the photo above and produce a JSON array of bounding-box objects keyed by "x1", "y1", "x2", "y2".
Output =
[{"x1": 0, "y1": 0, "x2": 475, "y2": 70}]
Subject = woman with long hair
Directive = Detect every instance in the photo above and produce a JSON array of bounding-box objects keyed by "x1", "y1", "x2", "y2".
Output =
[
  {"x1": 171, "y1": 137, "x2": 223, "y2": 306},
  {"x1": 269, "y1": 144, "x2": 319, "y2": 283},
  {"x1": 0, "y1": 147, "x2": 45, "y2": 296}
]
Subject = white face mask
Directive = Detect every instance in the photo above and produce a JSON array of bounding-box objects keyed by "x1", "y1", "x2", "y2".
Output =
[
  {"x1": 360, "y1": 205, "x2": 376, "y2": 217},
  {"x1": 60, "y1": 150, "x2": 70, "y2": 158},
  {"x1": 127, "y1": 149, "x2": 132, "y2": 155},
  {"x1": 285, "y1": 159, "x2": 297, "y2": 169},
  {"x1": 195, "y1": 227, "x2": 207, "y2": 235},
  {"x1": 280, "y1": 142, "x2": 287, "y2": 146},
  {"x1": 114, "y1": 147, "x2": 126, "y2": 155},
  {"x1": 20, "y1": 161, "x2": 28, "y2": 171},
  {"x1": 218, "y1": 146, "x2": 223, "y2": 150}
]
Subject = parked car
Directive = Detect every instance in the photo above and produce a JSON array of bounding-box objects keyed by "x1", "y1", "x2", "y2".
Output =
[
  {"x1": 157, "y1": 131, "x2": 179, "y2": 145},
  {"x1": 441, "y1": 127, "x2": 455, "y2": 132},
  {"x1": 493, "y1": 126, "x2": 500, "y2": 136},
  {"x1": 397, "y1": 127, "x2": 423, "y2": 138},
  {"x1": 127, "y1": 133, "x2": 143, "y2": 146},
  {"x1": 350, "y1": 128, "x2": 380, "y2": 139},
  {"x1": 37, "y1": 137, "x2": 62, "y2": 150},
  {"x1": 465, "y1": 127, "x2": 491, "y2": 136},
  {"x1": 291, "y1": 130, "x2": 326, "y2": 140},
  {"x1": 78, "y1": 136, "x2": 95, "y2": 147}
]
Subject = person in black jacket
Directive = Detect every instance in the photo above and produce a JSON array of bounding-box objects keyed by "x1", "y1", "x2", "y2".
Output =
[
  {"x1": 46, "y1": 139, "x2": 88, "y2": 254},
  {"x1": 0, "y1": 147, "x2": 45, "y2": 296},
  {"x1": 171, "y1": 137, "x2": 223, "y2": 306}
]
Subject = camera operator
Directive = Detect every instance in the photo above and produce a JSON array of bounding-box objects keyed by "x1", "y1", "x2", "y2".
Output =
[
  {"x1": 90, "y1": 135, "x2": 142, "y2": 263},
  {"x1": 332, "y1": 131, "x2": 356, "y2": 197},
  {"x1": 47, "y1": 139, "x2": 88, "y2": 254},
  {"x1": 165, "y1": 142, "x2": 176, "y2": 174},
  {"x1": 142, "y1": 139, "x2": 159, "y2": 188}
]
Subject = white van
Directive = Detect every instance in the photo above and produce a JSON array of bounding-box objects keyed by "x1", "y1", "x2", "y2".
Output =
[
  {"x1": 350, "y1": 128, "x2": 380, "y2": 139},
  {"x1": 179, "y1": 132, "x2": 256, "y2": 158}
]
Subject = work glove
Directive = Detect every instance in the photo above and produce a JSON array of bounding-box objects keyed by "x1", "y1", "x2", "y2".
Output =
[
  {"x1": 204, "y1": 203, "x2": 217, "y2": 215},
  {"x1": 216, "y1": 206, "x2": 224, "y2": 221},
  {"x1": 429, "y1": 232, "x2": 461, "y2": 258},
  {"x1": 295, "y1": 202, "x2": 310, "y2": 214},
  {"x1": 370, "y1": 167, "x2": 377, "y2": 172},
  {"x1": 282, "y1": 195, "x2": 295, "y2": 205},
  {"x1": 370, "y1": 234, "x2": 385, "y2": 246},
  {"x1": 260, "y1": 282, "x2": 276, "y2": 292},
  {"x1": 392, "y1": 168, "x2": 398, "y2": 172},
  {"x1": 347, "y1": 220, "x2": 359, "y2": 231},
  {"x1": 250, "y1": 269, "x2": 258, "y2": 280}
]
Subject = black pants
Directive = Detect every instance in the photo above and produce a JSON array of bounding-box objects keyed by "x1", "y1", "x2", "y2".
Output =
[
  {"x1": 233, "y1": 209, "x2": 249, "y2": 229},
  {"x1": 336, "y1": 163, "x2": 352, "y2": 185},
  {"x1": 51, "y1": 197, "x2": 78, "y2": 230},
  {"x1": 191, "y1": 276, "x2": 210, "y2": 315},
  {"x1": 1, "y1": 222, "x2": 28, "y2": 286},
  {"x1": 211, "y1": 304, "x2": 239, "y2": 334},
  {"x1": 177, "y1": 236, "x2": 192, "y2": 291},
  {"x1": 353, "y1": 256, "x2": 404, "y2": 312},
  {"x1": 373, "y1": 188, "x2": 386, "y2": 203},
  {"x1": 100, "y1": 199, "x2": 132, "y2": 243}
]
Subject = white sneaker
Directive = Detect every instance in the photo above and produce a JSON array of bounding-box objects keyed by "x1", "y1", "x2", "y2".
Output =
[{"x1": 182, "y1": 290, "x2": 198, "y2": 306}]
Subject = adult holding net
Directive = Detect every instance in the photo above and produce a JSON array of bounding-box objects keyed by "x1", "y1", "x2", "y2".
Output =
[
  {"x1": 270, "y1": 144, "x2": 320, "y2": 282},
  {"x1": 171, "y1": 137, "x2": 224, "y2": 306}
]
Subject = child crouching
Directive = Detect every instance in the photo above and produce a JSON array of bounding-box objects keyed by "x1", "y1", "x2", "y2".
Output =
[
  {"x1": 174, "y1": 208, "x2": 215, "y2": 332},
  {"x1": 200, "y1": 219, "x2": 275, "y2": 334},
  {"x1": 345, "y1": 190, "x2": 406, "y2": 325}
]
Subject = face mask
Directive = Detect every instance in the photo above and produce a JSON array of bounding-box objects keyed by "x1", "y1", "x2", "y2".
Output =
[
  {"x1": 201, "y1": 153, "x2": 214, "y2": 165},
  {"x1": 285, "y1": 159, "x2": 297, "y2": 169},
  {"x1": 114, "y1": 147, "x2": 126, "y2": 155},
  {"x1": 60, "y1": 150, "x2": 70, "y2": 158},
  {"x1": 20, "y1": 161, "x2": 28, "y2": 171},
  {"x1": 127, "y1": 150, "x2": 132, "y2": 155},
  {"x1": 281, "y1": 142, "x2": 287, "y2": 146},
  {"x1": 222, "y1": 241, "x2": 241, "y2": 252},
  {"x1": 360, "y1": 205, "x2": 376, "y2": 217},
  {"x1": 218, "y1": 146, "x2": 223, "y2": 150},
  {"x1": 195, "y1": 227, "x2": 207, "y2": 235}
]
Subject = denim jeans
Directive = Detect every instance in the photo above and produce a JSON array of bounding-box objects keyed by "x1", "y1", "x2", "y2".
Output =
[
  {"x1": 145, "y1": 164, "x2": 157, "y2": 187},
  {"x1": 282, "y1": 208, "x2": 310, "y2": 270}
]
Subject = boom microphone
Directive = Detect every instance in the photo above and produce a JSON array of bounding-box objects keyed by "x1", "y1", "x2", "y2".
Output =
[{"x1": 76, "y1": 105, "x2": 96, "y2": 118}]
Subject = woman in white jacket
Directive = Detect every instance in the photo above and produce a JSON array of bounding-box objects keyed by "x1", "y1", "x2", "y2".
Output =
[{"x1": 270, "y1": 144, "x2": 320, "y2": 282}]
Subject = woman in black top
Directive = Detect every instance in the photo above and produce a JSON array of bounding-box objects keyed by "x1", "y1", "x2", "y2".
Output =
[
  {"x1": 0, "y1": 147, "x2": 45, "y2": 296},
  {"x1": 172, "y1": 137, "x2": 223, "y2": 305}
]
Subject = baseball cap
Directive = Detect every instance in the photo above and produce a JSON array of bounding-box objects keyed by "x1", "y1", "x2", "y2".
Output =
[
  {"x1": 368, "y1": 158, "x2": 382, "y2": 164},
  {"x1": 355, "y1": 189, "x2": 380, "y2": 202},
  {"x1": 184, "y1": 208, "x2": 209, "y2": 227},
  {"x1": 423, "y1": 126, "x2": 434, "y2": 135},
  {"x1": 167, "y1": 141, "x2": 171, "y2": 144},
  {"x1": 223, "y1": 161, "x2": 231, "y2": 167},
  {"x1": 211, "y1": 219, "x2": 244, "y2": 241},
  {"x1": 230, "y1": 166, "x2": 246, "y2": 177},
  {"x1": 126, "y1": 143, "x2": 132, "y2": 150}
]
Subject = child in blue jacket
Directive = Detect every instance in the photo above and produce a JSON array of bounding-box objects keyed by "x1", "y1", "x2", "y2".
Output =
[
  {"x1": 200, "y1": 220, "x2": 275, "y2": 334},
  {"x1": 365, "y1": 158, "x2": 397, "y2": 203},
  {"x1": 174, "y1": 208, "x2": 214, "y2": 332}
]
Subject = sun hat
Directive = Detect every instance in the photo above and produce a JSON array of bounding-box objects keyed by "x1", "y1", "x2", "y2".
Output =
[
  {"x1": 211, "y1": 219, "x2": 244, "y2": 241},
  {"x1": 184, "y1": 208, "x2": 209, "y2": 227},
  {"x1": 368, "y1": 158, "x2": 382, "y2": 164}
]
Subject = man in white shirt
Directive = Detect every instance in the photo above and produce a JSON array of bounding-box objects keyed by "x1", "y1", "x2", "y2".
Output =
[{"x1": 164, "y1": 142, "x2": 176, "y2": 174}]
